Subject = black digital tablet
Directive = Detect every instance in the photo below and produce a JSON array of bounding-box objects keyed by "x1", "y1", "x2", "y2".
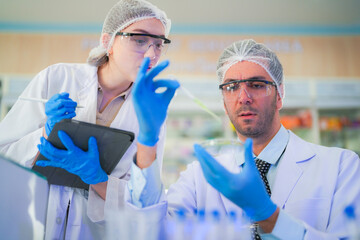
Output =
[{"x1": 32, "y1": 119, "x2": 134, "y2": 190}]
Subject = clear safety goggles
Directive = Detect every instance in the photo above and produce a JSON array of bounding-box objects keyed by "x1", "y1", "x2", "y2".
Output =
[
  {"x1": 116, "y1": 32, "x2": 171, "y2": 57},
  {"x1": 219, "y1": 78, "x2": 276, "y2": 102}
]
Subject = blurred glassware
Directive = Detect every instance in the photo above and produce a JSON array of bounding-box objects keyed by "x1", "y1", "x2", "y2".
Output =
[{"x1": 199, "y1": 138, "x2": 244, "y2": 164}]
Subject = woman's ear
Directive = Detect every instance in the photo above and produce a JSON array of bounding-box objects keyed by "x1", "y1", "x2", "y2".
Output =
[{"x1": 100, "y1": 33, "x2": 111, "y2": 50}]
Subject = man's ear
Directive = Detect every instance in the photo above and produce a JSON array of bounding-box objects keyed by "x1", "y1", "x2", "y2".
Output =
[
  {"x1": 100, "y1": 33, "x2": 111, "y2": 50},
  {"x1": 276, "y1": 89, "x2": 283, "y2": 110}
]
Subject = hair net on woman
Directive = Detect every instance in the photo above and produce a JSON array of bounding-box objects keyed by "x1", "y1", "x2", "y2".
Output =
[
  {"x1": 216, "y1": 39, "x2": 285, "y2": 99},
  {"x1": 87, "y1": 0, "x2": 171, "y2": 67}
]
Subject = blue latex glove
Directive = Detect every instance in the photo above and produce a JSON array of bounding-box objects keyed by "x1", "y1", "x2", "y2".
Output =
[
  {"x1": 194, "y1": 138, "x2": 277, "y2": 222},
  {"x1": 132, "y1": 57, "x2": 180, "y2": 146},
  {"x1": 45, "y1": 92, "x2": 77, "y2": 136},
  {"x1": 36, "y1": 130, "x2": 108, "y2": 184}
]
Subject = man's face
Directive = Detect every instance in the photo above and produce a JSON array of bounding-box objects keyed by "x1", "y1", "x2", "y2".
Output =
[{"x1": 222, "y1": 61, "x2": 282, "y2": 140}]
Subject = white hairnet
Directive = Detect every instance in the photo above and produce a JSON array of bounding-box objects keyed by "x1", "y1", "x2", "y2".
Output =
[
  {"x1": 216, "y1": 39, "x2": 285, "y2": 99},
  {"x1": 87, "y1": 0, "x2": 171, "y2": 67}
]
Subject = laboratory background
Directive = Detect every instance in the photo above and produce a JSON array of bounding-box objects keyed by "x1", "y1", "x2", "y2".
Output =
[{"x1": 0, "y1": 0, "x2": 360, "y2": 189}]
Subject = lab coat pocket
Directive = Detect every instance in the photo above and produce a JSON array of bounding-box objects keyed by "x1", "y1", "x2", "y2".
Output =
[{"x1": 284, "y1": 198, "x2": 331, "y2": 230}]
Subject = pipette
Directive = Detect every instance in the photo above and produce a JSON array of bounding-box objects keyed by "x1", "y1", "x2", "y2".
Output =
[
  {"x1": 180, "y1": 86, "x2": 222, "y2": 123},
  {"x1": 19, "y1": 97, "x2": 85, "y2": 108}
]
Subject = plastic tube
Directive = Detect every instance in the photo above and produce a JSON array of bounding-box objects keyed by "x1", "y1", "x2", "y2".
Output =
[{"x1": 180, "y1": 86, "x2": 222, "y2": 123}]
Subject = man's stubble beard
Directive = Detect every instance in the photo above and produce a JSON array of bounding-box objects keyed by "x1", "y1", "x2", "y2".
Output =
[{"x1": 225, "y1": 95, "x2": 277, "y2": 138}]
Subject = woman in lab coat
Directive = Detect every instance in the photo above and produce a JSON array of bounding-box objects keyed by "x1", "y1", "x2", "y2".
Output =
[{"x1": 0, "y1": 0, "x2": 173, "y2": 239}]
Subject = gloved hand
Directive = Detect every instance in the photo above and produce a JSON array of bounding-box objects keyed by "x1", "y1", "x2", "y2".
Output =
[
  {"x1": 45, "y1": 92, "x2": 77, "y2": 136},
  {"x1": 194, "y1": 138, "x2": 277, "y2": 222},
  {"x1": 132, "y1": 57, "x2": 180, "y2": 146},
  {"x1": 36, "y1": 130, "x2": 108, "y2": 184}
]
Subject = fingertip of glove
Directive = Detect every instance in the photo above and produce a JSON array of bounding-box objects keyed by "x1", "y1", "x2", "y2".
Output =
[
  {"x1": 40, "y1": 137, "x2": 46, "y2": 144},
  {"x1": 60, "y1": 92, "x2": 70, "y2": 97},
  {"x1": 89, "y1": 136, "x2": 97, "y2": 144},
  {"x1": 57, "y1": 130, "x2": 65, "y2": 137},
  {"x1": 141, "y1": 57, "x2": 150, "y2": 67},
  {"x1": 57, "y1": 130, "x2": 72, "y2": 144},
  {"x1": 36, "y1": 161, "x2": 45, "y2": 167},
  {"x1": 193, "y1": 144, "x2": 206, "y2": 159},
  {"x1": 193, "y1": 143, "x2": 202, "y2": 152},
  {"x1": 161, "y1": 59, "x2": 170, "y2": 67},
  {"x1": 244, "y1": 138, "x2": 253, "y2": 148},
  {"x1": 172, "y1": 80, "x2": 180, "y2": 89}
]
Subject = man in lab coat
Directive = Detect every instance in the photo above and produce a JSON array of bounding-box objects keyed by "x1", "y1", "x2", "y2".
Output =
[{"x1": 128, "y1": 39, "x2": 360, "y2": 239}]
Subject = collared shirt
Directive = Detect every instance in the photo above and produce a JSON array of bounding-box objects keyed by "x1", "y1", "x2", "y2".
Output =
[
  {"x1": 234, "y1": 125, "x2": 289, "y2": 188},
  {"x1": 96, "y1": 84, "x2": 132, "y2": 126}
]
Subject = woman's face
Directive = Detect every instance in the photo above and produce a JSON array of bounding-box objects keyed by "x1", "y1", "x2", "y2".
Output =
[{"x1": 108, "y1": 18, "x2": 166, "y2": 83}]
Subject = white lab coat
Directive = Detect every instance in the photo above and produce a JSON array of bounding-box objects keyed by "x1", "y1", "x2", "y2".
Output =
[
  {"x1": 127, "y1": 131, "x2": 360, "y2": 239},
  {"x1": 0, "y1": 63, "x2": 166, "y2": 240}
]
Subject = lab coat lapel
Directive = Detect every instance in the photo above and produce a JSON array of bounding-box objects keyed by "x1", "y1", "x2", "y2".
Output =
[
  {"x1": 108, "y1": 90, "x2": 139, "y2": 178},
  {"x1": 271, "y1": 131, "x2": 316, "y2": 208},
  {"x1": 110, "y1": 90, "x2": 138, "y2": 135},
  {"x1": 74, "y1": 66, "x2": 98, "y2": 123}
]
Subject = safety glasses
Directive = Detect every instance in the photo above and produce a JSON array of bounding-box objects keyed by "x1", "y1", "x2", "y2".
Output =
[
  {"x1": 219, "y1": 78, "x2": 276, "y2": 101},
  {"x1": 116, "y1": 32, "x2": 171, "y2": 57}
]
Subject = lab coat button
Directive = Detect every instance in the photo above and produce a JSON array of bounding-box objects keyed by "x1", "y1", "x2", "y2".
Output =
[{"x1": 56, "y1": 217, "x2": 62, "y2": 224}]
